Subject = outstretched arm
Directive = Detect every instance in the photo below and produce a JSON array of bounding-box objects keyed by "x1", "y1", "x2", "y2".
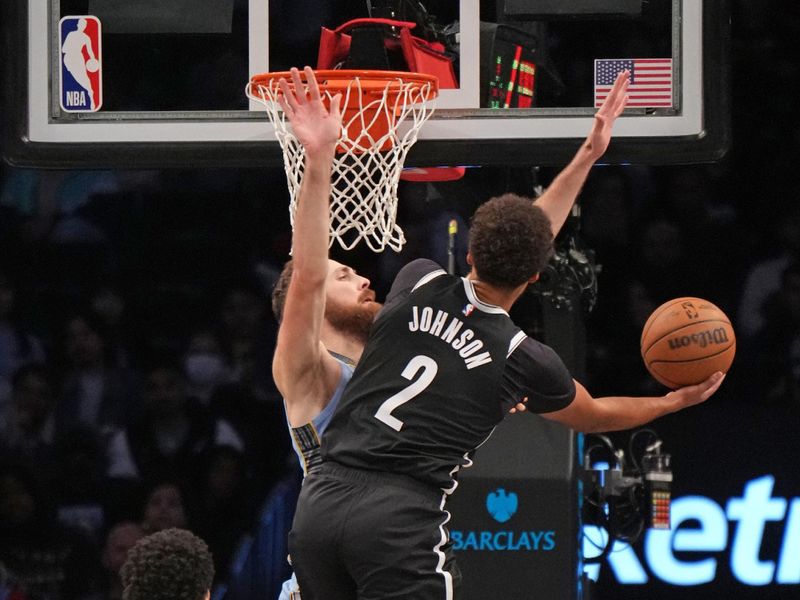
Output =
[
  {"x1": 272, "y1": 67, "x2": 345, "y2": 426},
  {"x1": 541, "y1": 372, "x2": 725, "y2": 433},
  {"x1": 534, "y1": 69, "x2": 629, "y2": 236}
]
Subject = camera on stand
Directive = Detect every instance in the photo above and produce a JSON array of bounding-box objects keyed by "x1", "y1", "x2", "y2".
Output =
[{"x1": 581, "y1": 429, "x2": 673, "y2": 562}]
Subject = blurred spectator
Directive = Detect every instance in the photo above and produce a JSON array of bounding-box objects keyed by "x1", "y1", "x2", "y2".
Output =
[
  {"x1": 182, "y1": 327, "x2": 231, "y2": 406},
  {"x1": 0, "y1": 364, "x2": 57, "y2": 466},
  {"x1": 0, "y1": 562, "x2": 31, "y2": 600},
  {"x1": 0, "y1": 460, "x2": 102, "y2": 600},
  {"x1": 53, "y1": 311, "x2": 140, "y2": 441},
  {"x1": 0, "y1": 169, "x2": 55, "y2": 246},
  {"x1": 26, "y1": 170, "x2": 120, "y2": 247},
  {"x1": 193, "y1": 446, "x2": 255, "y2": 586},
  {"x1": 658, "y1": 165, "x2": 743, "y2": 306},
  {"x1": 740, "y1": 261, "x2": 800, "y2": 404},
  {"x1": 1, "y1": 170, "x2": 121, "y2": 308},
  {"x1": 0, "y1": 269, "x2": 47, "y2": 419},
  {"x1": 737, "y1": 207, "x2": 800, "y2": 341},
  {"x1": 140, "y1": 480, "x2": 190, "y2": 534},
  {"x1": 89, "y1": 284, "x2": 132, "y2": 368},
  {"x1": 106, "y1": 359, "x2": 243, "y2": 484},
  {"x1": 627, "y1": 218, "x2": 705, "y2": 304},
  {"x1": 207, "y1": 382, "x2": 292, "y2": 498},
  {"x1": 98, "y1": 521, "x2": 144, "y2": 600},
  {"x1": 183, "y1": 318, "x2": 288, "y2": 490},
  {"x1": 50, "y1": 427, "x2": 110, "y2": 543},
  {"x1": 215, "y1": 279, "x2": 279, "y2": 403}
]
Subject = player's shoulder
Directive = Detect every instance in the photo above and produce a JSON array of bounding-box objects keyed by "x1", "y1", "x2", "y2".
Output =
[
  {"x1": 513, "y1": 333, "x2": 563, "y2": 364},
  {"x1": 385, "y1": 259, "x2": 449, "y2": 306},
  {"x1": 398, "y1": 258, "x2": 448, "y2": 289},
  {"x1": 510, "y1": 334, "x2": 574, "y2": 386}
]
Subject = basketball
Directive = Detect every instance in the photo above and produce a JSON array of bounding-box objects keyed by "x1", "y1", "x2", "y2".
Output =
[
  {"x1": 85, "y1": 58, "x2": 100, "y2": 73},
  {"x1": 640, "y1": 297, "x2": 735, "y2": 389}
]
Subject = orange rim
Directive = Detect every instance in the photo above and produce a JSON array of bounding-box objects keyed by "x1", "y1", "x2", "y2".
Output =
[
  {"x1": 249, "y1": 69, "x2": 439, "y2": 106},
  {"x1": 248, "y1": 69, "x2": 439, "y2": 154}
]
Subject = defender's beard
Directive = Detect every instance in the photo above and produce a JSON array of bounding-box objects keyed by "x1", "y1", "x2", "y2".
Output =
[{"x1": 325, "y1": 295, "x2": 381, "y2": 344}]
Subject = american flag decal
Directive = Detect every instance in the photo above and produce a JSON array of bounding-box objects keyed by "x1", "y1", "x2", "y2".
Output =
[{"x1": 595, "y1": 58, "x2": 673, "y2": 108}]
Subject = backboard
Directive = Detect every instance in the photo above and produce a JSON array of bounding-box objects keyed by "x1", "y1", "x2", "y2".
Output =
[{"x1": 2, "y1": 0, "x2": 730, "y2": 168}]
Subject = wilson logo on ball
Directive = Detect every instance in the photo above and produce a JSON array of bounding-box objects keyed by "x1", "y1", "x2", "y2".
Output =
[{"x1": 667, "y1": 328, "x2": 731, "y2": 350}]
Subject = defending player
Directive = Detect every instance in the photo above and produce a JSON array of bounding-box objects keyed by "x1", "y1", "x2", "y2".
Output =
[
  {"x1": 270, "y1": 68, "x2": 377, "y2": 600},
  {"x1": 286, "y1": 67, "x2": 726, "y2": 600}
]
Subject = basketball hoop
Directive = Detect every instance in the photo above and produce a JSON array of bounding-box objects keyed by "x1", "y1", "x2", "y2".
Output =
[{"x1": 246, "y1": 69, "x2": 438, "y2": 252}]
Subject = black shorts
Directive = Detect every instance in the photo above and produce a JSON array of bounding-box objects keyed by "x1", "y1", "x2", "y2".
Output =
[{"x1": 289, "y1": 461, "x2": 462, "y2": 600}]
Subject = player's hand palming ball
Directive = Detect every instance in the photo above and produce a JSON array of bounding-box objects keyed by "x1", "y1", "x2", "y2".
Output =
[{"x1": 640, "y1": 297, "x2": 735, "y2": 389}]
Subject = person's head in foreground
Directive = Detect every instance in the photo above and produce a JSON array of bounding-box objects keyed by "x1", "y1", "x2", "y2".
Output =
[
  {"x1": 120, "y1": 528, "x2": 214, "y2": 600},
  {"x1": 468, "y1": 193, "x2": 554, "y2": 288}
]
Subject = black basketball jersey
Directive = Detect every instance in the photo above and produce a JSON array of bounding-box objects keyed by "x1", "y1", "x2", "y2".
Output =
[{"x1": 321, "y1": 259, "x2": 576, "y2": 492}]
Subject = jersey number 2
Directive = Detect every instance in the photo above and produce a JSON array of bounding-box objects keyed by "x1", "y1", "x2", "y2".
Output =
[{"x1": 374, "y1": 355, "x2": 438, "y2": 431}]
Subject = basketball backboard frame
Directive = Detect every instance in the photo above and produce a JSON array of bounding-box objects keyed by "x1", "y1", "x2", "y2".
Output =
[{"x1": 2, "y1": 0, "x2": 730, "y2": 169}]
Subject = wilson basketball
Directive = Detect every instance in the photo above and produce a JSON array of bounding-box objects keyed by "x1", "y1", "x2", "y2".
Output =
[{"x1": 640, "y1": 297, "x2": 735, "y2": 389}]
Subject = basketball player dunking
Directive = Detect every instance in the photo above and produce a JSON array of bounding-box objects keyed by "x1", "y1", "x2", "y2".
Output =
[{"x1": 283, "y1": 67, "x2": 725, "y2": 600}]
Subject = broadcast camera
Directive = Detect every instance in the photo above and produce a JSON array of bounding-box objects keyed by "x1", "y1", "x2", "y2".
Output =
[{"x1": 581, "y1": 429, "x2": 673, "y2": 562}]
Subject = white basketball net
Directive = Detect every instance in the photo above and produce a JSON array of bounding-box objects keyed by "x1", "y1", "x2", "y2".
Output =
[{"x1": 247, "y1": 73, "x2": 437, "y2": 252}]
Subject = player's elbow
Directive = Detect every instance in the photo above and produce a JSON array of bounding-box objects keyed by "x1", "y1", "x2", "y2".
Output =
[
  {"x1": 271, "y1": 354, "x2": 288, "y2": 394},
  {"x1": 546, "y1": 383, "x2": 614, "y2": 433}
]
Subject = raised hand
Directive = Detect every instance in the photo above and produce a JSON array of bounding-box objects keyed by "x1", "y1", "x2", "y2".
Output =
[
  {"x1": 278, "y1": 66, "x2": 343, "y2": 157},
  {"x1": 583, "y1": 69, "x2": 630, "y2": 160}
]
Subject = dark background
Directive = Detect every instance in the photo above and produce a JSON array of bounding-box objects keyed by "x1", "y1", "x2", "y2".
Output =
[{"x1": 2, "y1": 1, "x2": 799, "y2": 599}]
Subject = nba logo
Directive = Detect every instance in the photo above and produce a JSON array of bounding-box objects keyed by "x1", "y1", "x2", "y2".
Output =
[{"x1": 59, "y1": 16, "x2": 102, "y2": 112}]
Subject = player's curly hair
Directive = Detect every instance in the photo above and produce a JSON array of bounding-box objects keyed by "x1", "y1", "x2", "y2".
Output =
[
  {"x1": 468, "y1": 193, "x2": 554, "y2": 288},
  {"x1": 271, "y1": 259, "x2": 294, "y2": 324},
  {"x1": 120, "y1": 528, "x2": 214, "y2": 600}
]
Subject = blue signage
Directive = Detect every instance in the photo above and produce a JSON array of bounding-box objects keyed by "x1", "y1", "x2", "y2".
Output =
[
  {"x1": 452, "y1": 487, "x2": 557, "y2": 552},
  {"x1": 486, "y1": 488, "x2": 518, "y2": 523},
  {"x1": 585, "y1": 475, "x2": 800, "y2": 586}
]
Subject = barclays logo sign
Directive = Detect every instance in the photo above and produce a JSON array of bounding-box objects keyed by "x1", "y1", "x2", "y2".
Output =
[
  {"x1": 451, "y1": 487, "x2": 556, "y2": 552},
  {"x1": 487, "y1": 488, "x2": 518, "y2": 523}
]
